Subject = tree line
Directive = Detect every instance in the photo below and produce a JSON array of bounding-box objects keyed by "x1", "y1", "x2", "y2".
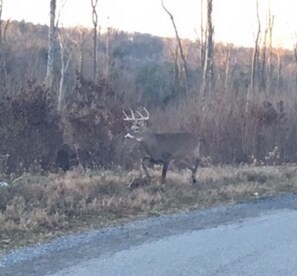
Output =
[{"x1": 0, "y1": 0, "x2": 297, "y2": 173}]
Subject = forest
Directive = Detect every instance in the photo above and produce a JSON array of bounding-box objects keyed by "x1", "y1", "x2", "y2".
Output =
[
  {"x1": 2, "y1": 0, "x2": 297, "y2": 250},
  {"x1": 0, "y1": 12, "x2": 296, "y2": 175}
]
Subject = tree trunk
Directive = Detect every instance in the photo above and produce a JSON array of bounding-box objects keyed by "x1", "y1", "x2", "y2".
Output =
[
  {"x1": 277, "y1": 51, "x2": 282, "y2": 91},
  {"x1": 105, "y1": 27, "x2": 111, "y2": 80},
  {"x1": 0, "y1": 0, "x2": 5, "y2": 91},
  {"x1": 91, "y1": 0, "x2": 99, "y2": 83},
  {"x1": 250, "y1": 0, "x2": 261, "y2": 94},
  {"x1": 45, "y1": 0, "x2": 56, "y2": 88},
  {"x1": 0, "y1": 0, "x2": 3, "y2": 46},
  {"x1": 57, "y1": 32, "x2": 73, "y2": 113},
  {"x1": 200, "y1": 0, "x2": 205, "y2": 70},
  {"x1": 58, "y1": 33, "x2": 65, "y2": 113},
  {"x1": 201, "y1": 0, "x2": 214, "y2": 97},
  {"x1": 260, "y1": 28, "x2": 267, "y2": 93},
  {"x1": 294, "y1": 44, "x2": 297, "y2": 92},
  {"x1": 79, "y1": 31, "x2": 85, "y2": 77},
  {"x1": 223, "y1": 46, "x2": 232, "y2": 94},
  {"x1": 267, "y1": 11, "x2": 274, "y2": 94}
]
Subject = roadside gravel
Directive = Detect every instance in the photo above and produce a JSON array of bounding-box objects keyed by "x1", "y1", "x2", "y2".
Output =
[{"x1": 1, "y1": 193, "x2": 297, "y2": 276}]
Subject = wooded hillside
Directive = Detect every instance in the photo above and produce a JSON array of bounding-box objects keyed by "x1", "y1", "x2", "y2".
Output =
[{"x1": 0, "y1": 20, "x2": 297, "y2": 174}]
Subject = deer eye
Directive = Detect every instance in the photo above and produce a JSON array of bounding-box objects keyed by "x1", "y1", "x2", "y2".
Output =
[{"x1": 132, "y1": 125, "x2": 139, "y2": 131}]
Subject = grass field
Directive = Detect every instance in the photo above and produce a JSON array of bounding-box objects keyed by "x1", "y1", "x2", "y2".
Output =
[{"x1": 1, "y1": 164, "x2": 297, "y2": 251}]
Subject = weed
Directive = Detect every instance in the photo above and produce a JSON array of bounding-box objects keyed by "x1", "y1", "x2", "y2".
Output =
[{"x1": 1, "y1": 165, "x2": 297, "y2": 251}]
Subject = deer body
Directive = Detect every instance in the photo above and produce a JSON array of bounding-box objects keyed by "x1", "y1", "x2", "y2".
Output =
[
  {"x1": 123, "y1": 109, "x2": 200, "y2": 183},
  {"x1": 140, "y1": 132, "x2": 198, "y2": 160}
]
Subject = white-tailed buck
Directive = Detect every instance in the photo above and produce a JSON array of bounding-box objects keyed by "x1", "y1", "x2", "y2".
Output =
[{"x1": 123, "y1": 108, "x2": 200, "y2": 184}]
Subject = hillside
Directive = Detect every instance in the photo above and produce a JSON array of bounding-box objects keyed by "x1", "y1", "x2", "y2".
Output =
[{"x1": 0, "y1": 20, "x2": 296, "y2": 173}]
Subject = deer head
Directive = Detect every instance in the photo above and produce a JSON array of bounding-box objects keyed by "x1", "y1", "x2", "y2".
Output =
[{"x1": 123, "y1": 108, "x2": 150, "y2": 142}]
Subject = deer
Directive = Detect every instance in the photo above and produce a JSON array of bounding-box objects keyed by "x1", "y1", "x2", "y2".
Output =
[{"x1": 123, "y1": 108, "x2": 200, "y2": 184}]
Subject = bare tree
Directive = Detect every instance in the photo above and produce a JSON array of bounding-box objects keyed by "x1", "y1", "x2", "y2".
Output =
[
  {"x1": 294, "y1": 42, "x2": 297, "y2": 91},
  {"x1": 222, "y1": 45, "x2": 237, "y2": 94},
  {"x1": 246, "y1": 1, "x2": 261, "y2": 113},
  {"x1": 0, "y1": 0, "x2": 9, "y2": 91},
  {"x1": 78, "y1": 28, "x2": 87, "y2": 77},
  {"x1": 91, "y1": 0, "x2": 99, "y2": 82},
  {"x1": 45, "y1": 0, "x2": 57, "y2": 88},
  {"x1": 250, "y1": 0, "x2": 261, "y2": 94},
  {"x1": 0, "y1": 0, "x2": 3, "y2": 45},
  {"x1": 57, "y1": 29, "x2": 76, "y2": 112},
  {"x1": 260, "y1": 26, "x2": 268, "y2": 92},
  {"x1": 266, "y1": 10, "x2": 274, "y2": 94},
  {"x1": 105, "y1": 25, "x2": 111, "y2": 80},
  {"x1": 161, "y1": 0, "x2": 189, "y2": 96},
  {"x1": 0, "y1": 0, "x2": 4, "y2": 90},
  {"x1": 55, "y1": 0, "x2": 68, "y2": 27},
  {"x1": 276, "y1": 50, "x2": 282, "y2": 91},
  {"x1": 173, "y1": 45, "x2": 181, "y2": 98},
  {"x1": 200, "y1": 0, "x2": 206, "y2": 69},
  {"x1": 2, "y1": 18, "x2": 9, "y2": 43},
  {"x1": 259, "y1": 8, "x2": 274, "y2": 94},
  {"x1": 201, "y1": 0, "x2": 214, "y2": 96}
]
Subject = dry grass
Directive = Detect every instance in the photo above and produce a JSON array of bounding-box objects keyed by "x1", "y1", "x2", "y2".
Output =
[{"x1": 1, "y1": 165, "x2": 297, "y2": 251}]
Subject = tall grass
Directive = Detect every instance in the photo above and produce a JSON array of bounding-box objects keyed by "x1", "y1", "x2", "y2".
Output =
[
  {"x1": 1, "y1": 165, "x2": 297, "y2": 250},
  {"x1": 151, "y1": 89, "x2": 295, "y2": 164}
]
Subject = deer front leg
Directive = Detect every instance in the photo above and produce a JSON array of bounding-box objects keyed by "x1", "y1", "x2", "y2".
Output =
[
  {"x1": 161, "y1": 160, "x2": 169, "y2": 184},
  {"x1": 142, "y1": 156, "x2": 152, "y2": 178},
  {"x1": 191, "y1": 158, "x2": 200, "y2": 184}
]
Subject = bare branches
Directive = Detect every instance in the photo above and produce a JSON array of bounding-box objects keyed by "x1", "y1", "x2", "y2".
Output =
[
  {"x1": 91, "y1": 0, "x2": 99, "y2": 25},
  {"x1": 91, "y1": 0, "x2": 99, "y2": 82},
  {"x1": 161, "y1": 0, "x2": 189, "y2": 96},
  {"x1": 55, "y1": 0, "x2": 69, "y2": 28}
]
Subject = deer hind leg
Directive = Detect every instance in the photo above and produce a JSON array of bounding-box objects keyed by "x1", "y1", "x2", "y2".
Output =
[{"x1": 173, "y1": 158, "x2": 199, "y2": 184}]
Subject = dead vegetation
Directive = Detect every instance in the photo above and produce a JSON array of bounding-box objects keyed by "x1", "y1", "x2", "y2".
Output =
[{"x1": 1, "y1": 165, "x2": 297, "y2": 251}]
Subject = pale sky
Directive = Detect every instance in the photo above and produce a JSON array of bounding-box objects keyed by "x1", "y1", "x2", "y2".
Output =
[{"x1": 2, "y1": 0, "x2": 297, "y2": 49}]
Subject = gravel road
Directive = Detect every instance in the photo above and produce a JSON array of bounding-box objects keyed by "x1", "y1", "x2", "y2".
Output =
[{"x1": 1, "y1": 193, "x2": 297, "y2": 276}]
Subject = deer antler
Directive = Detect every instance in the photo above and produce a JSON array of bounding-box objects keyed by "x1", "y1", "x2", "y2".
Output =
[
  {"x1": 123, "y1": 108, "x2": 149, "y2": 121},
  {"x1": 123, "y1": 109, "x2": 136, "y2": 121},
  {"x1": 136, "y1": 107, "x2": 149, "y2": 120}
]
